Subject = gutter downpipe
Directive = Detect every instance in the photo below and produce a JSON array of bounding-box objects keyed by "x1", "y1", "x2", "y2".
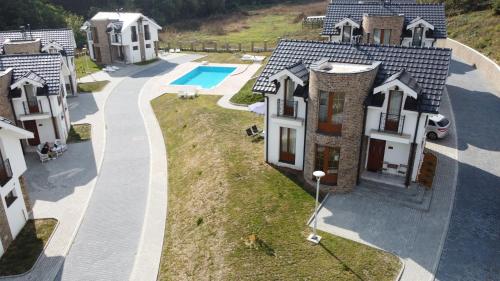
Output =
[
  {"x1": 302, "y1": 97, "x2": 308, "y2": 170},
  {"x1": 265, "y1": 94, "x2": 269, "y2": 163},
  {"x1": 405, "y1": 110, "x2": 422, "y2": 186},
  {"x1": 356, "y1": 104, "x2": 368, "y2": 185},
  {"x1": 46, "y1": 93, "x2": 60, "y2": 140}
]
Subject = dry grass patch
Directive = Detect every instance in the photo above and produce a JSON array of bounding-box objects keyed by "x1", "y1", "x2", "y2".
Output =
[{"x1": 154, "y1": 95, "x2": 401, "y2": 280}]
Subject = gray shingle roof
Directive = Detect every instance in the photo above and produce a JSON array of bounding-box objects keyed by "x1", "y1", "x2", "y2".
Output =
[
  {"x1": 332, "y1": 0, "x2": 416, "y2": 3},
  {"x1": 322, "y1": 3, "x2": 447, "y2": 38},
  {"x1": 382, "y1": 68, "x2": 422, "y2": 94},
  {"x1": 17, "y1": 70, "x2": 46, "y2": 85},
  {"x1": 285, "y1": 60, "x2": 310, "y2": 83},
  {"x1": 253, "y1": 39, "x2": 451, "y2": 113},
  {"x1": 0, "y1": 28, "x2": 76, "y2": 56},
  {"x1": 0, "y1": 54, "x2": 62, "y2": 95}
]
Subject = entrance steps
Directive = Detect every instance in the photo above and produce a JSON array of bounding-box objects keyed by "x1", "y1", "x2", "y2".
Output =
[{"x1": 358, "y1": 173, "x2": 433, "y2": 211}]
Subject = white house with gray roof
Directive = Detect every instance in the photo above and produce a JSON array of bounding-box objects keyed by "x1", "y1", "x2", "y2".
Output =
[
  {"x1": 0, "y1": 54, "x2": 71, "y2": 147},
  {"x1": 82, "y1": 12, "x2": 161, "y2": 64},
  {"x1": 0, "y1": 117, "x2": 33, "y2": 258},
  {"x1": 253, "y1": 39, "x2": 451, "y2": 192},
  {"x1": 0, "y1": 28, "x2": 78, "y2": 96},
  {"x1": 322, "y1": 2, "x2": 447, "y2": 47}
]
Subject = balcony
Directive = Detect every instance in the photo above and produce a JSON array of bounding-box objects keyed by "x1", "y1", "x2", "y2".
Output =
[
  {"x1": 19, "y1": 99, "x2": 50, "y2": 121},
  {"x1": 111, "y1": 34, "x2": 122, "y2": 45},
  {"x1": 277, "y1": 99, "x2": 298, "y2": 119},
  {"x1": 0, "y1": 159, "x2": 13, "y2": 187},
  {"x1": 378, "y1": 113, "x2": 406, "y2": 135}
]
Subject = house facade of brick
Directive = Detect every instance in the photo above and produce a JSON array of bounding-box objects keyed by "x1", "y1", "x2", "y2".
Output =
[
  {"x1": 0, "y1": 29, "x2": 78, "y2": 96},
  {"x1": 322, "y1": 2, "x2": 447, "y2": 48},
  {"x1": 254, "y1": 40, "x2": 451, "y2": 192},
  {"x1": 82, "y1": 12, "x2": 161, "y2": 64}
]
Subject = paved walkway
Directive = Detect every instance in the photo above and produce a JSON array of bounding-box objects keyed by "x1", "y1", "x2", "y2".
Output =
[
  {"x1": 434, "y1": 59, "x2": 500, "y2": 281},
  {"x1": 312, "y1": 80, "x2": 458, "y2": 280},
  {"x1": 0, "y1": 63, "x2": 151, "y2": 281},
  {"x1": 57, "y1": 55, "x2": 199, "y2": 281}
]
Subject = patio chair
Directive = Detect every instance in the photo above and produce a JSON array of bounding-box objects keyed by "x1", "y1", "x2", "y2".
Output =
[
  {"x1": 36, "y1": 145, "x2": 50, "y2": 163},
  {"x1": 246, "y1": 128, "x2": 255, "y2": 137},
  {"x1": 177, "y1": 91, "x2": 187, "y2": 99},
  {"x1": 175, "y1": 48, "x2": 181, "y2": 53},
  {"x1": 169, "y1": 49, "x2": 175, "y2": 53},
  {"x1": 251, "y1": 125, "x2": 263, "y2": 136}
]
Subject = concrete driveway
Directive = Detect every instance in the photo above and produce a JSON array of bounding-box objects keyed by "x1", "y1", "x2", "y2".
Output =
[{"x1": 434, "y1": 59, "x2": 500, "y2": 281}]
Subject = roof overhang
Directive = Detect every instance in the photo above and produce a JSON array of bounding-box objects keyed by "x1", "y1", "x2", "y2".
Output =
[
  {"x1": 41, "y1": 41, "x2": 64, "y2": 53},
  {"x1": 373, "y1": 79, "x2": 418, "y2": 99},
  {"x1": 10, "y1": 77, "x2": 44, "y2": 89},
  {"x1": 334, "y1": 18, "x2": 360, "y2": 29},
  {"x1": 0, "y1": 119, "x2": 34, "y2": 139},
  {"x1": 407, "y1": 18, "x2": 434, "y2": 30},
  {"x1": 268, "y1": 69, "x2": 307, "y2": 86}
]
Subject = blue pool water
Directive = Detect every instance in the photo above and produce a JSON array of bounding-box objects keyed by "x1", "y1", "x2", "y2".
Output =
[{"x1": 170, "y1": 66, "x2": 237, "y2": 89}]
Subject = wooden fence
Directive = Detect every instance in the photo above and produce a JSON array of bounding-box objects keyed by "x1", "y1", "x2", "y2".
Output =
[{"x1": 161, "y1": 40, "x2": 277, "y2": 53}]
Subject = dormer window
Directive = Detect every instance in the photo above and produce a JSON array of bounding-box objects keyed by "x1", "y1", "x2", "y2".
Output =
[
  {"x1": 412, "y1": 26, "x2": 424, "y2": 47},
  {"x1": 385, "y1": 90, "x2": 404, "y2": 132}
]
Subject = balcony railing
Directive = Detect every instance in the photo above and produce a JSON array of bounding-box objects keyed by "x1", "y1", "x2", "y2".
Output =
[
  {"x1": 0, "y1": 159, "x2": 13, "y2": 187},
  {"x1": 277, "y1": 99, "x2": 298, "y2": 119},
  {"x1": 378, "y1": 113, "x2": 405, "y2": 135},
  {"x1": 22, "y1": 99, "x2": 43, "y2": 115}
]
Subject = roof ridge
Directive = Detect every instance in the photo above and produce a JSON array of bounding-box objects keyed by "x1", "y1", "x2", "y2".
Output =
[
  {"x1": 280, "y1": 38, "x2": 452, "y2": 52},
  {"x1": 0, "y1": 28, "x2": 72, "y2": 34},
  {"x1": 0, "y1": 53, "x2": 62, "y2": 58},
  {"x1": 328, "y1": 2, "x2": 444, "y2": 6}
]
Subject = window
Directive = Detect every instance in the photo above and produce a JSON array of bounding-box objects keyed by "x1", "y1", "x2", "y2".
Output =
[
  {"x1": 318, "y1": 91, "x2": 345, "y2": 134},
  {"x1": 279, "y1": 127, "x2": 296, "y2": 164},
  {"x1": 315, "y1": 146, "x2": 340, "y2": 185},
  {"x1": 5, "y1": 189, "x2": 17, "y2": 208},
  {"x1": 133, "y1": 46, "x2": 139, "y2": 51},
  {"x1": 91, "y1": 27, "x2": 99, "y2": 43},
  {"x1": 146, "y1": 44, "x2": 151, "y2": 48},
  {"x1": 144, "y1": 25, "x2": 151, "y2": 40},
  {"x1": 412, "y1": 26, "x2": 424, "y2": 47},
  {"x1": 131, "y1": 26, "x2": 138, "y2": 42},
  {"x1": 342, "y1": 25, "x2": 352, "y2": 43},
  {"x1": 373, "y1": 28, "x2": 391, "y2": 45}
]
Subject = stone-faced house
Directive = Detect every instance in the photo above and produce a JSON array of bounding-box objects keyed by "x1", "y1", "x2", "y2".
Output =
[
  {"x1": 0, "y1": 116, "x2": 33, "y2": 258},
  {"x1": 0, "y1": 29, "x2": 78, "y2": 96},
  {"x1": 322, "y1": 2, "x2": 446, "y2": 48},
  {"x1": 0, "y1": 54, "x2": 71, "y2": 147},
  {"x1": 81, "y1": 12, "x2": 161, "y2": 64},
  {"x1": 253, "y1": 39, "x2": 451, "y2": 192}
]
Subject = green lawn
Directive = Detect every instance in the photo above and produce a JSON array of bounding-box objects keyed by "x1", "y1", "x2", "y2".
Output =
[
  {"x1": 159, "y1": 2, "x2": 326, "y2": 50},
  {"x1": 75, "y1": 55, "x2": 102, "y2": 78},
  {"x1": 447, "y1": 10, "x2": 499, "y2": 63},
  {"x1": 77, "y1": 81, "x2": 109, "y2": 93},
  {"x1": 229, "y1": 78, "x2": 264, "y2": 105},
  {"x1": 67, "y1": 124, "x2": 91, "y2": 143},
  {"x1": 153, "y1": 95, "x2": 401, "y2": 280},
  {"x1": 0, "y1": 219, "x2": 57, "y2": 276}
]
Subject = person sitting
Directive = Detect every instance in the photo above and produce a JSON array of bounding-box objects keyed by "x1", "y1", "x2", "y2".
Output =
[{"x1": 41, "y1": 142, "x2": 50, "y2": 154}]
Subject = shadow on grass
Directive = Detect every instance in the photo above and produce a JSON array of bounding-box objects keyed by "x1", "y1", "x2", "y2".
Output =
[
  {"x1": 319, "y1": 242, "x2": 366, "y2": 281},
  {"x1": 0, "y1": 219, "x2": 57, "y2": 276}
]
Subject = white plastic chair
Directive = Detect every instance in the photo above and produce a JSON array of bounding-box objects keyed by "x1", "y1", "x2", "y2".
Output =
[
  {"x1": 55, "y1": 139, "x2": 68, "y2": 153},
  {"x1": 175, "y1": 48, "x2": 181, "y2": 53}
]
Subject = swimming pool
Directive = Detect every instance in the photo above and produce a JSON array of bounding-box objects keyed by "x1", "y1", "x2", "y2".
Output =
[{"x1": 170, "y1": 66, "x2": 237, "y2": 89}]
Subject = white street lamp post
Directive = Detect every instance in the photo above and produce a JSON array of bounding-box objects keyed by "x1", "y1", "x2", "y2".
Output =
[{"x1": 307, "y1": 170, "x2": 325, "y2": 244}]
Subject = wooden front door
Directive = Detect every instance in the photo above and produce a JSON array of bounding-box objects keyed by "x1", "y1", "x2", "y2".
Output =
[
  {"x1": 23, "y1": 120, "x2": 40, "y2": 146},
  {"x1": 385, "y1": 90, "x2": 403, "y2": 132},
  {"x1": 94, "y1": 46, "x2": 102, "y2": 63},
  {"x1": 315, "y1": 146, "x2": 340, "y2": 186},
  {"x1": 279, "y1": 127, "x2": 296, "y2": 164},
  {"x1": 367, "y1": 139, "x2": 385, "y2": 172}
]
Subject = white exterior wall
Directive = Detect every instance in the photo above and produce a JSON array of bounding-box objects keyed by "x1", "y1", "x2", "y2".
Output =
[
  {"x1": 11, "y1": 83, "x2": 69, "y2": 145},
  {"x1": 364, "y1": 85, "x2": 430, "y2": 181},
  {"x1": 0, "y1": 130, "x2": 29, "y2": 244},
  {"x1": 265, "y1": 77, "x2": 307, "y2": 170}
]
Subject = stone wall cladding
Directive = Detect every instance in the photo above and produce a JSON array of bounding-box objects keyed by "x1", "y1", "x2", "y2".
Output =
[
  {"x1": 3, "y1": 39, "x2": 41, "y2": 55},
  {"x1": 304, "y1": 66, "x2": 378, "y2": 193},
  {"x1": 0, "y1": 70, "x2": 15, "y2": 121},
  {"x1": 91, "y1": 20, "x2": 112, "y2": 64},
  {"x1": 362, "y1": 15, "x2": 404, "y2": 45}
]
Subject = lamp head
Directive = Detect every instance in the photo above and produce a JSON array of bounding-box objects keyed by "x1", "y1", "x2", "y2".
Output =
[{"x1": 313, "y1": 170, "x2": 325, "y2": 179}]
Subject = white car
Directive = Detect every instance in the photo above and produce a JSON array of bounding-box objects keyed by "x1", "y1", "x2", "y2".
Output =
[{"x1": 426, "y1": 114, "x2": 450, "y2": 140}]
